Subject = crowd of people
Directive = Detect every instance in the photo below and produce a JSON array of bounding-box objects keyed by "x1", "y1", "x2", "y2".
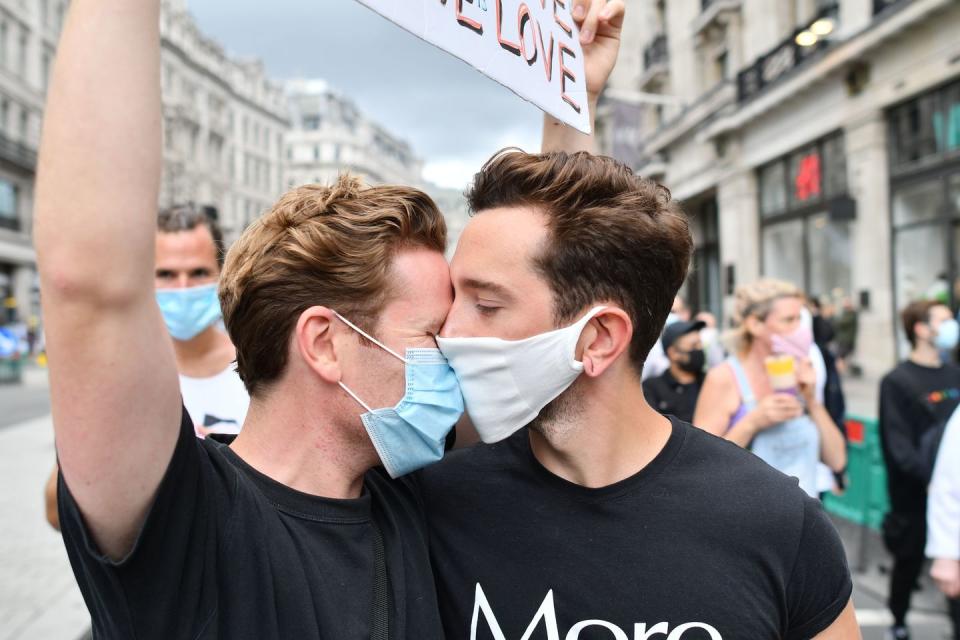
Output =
[
  {"x1": 640, "y1": 289, "x2": 960, "y2": 639},
  {"x1": 27, "y1": 1, "x2": 960, "y2": 639}
]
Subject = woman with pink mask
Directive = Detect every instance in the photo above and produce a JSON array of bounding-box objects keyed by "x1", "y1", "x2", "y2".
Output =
[{"x1": 693, "y1": 279, "x2": 847, "y2": 496}]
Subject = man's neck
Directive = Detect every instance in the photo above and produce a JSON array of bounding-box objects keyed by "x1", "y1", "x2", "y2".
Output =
[
  {"x1": 228, "y1": 384, "x2": 375, "y2": 500},
  {"x1": 174, "y1": 325, "x2": 235, "y2": 378},
  {"x1": 910, "y1": 342, "x2": 942, "y2": 368},
  {"x1": 528, "y1": 374, "x2": 673, "y2": 489},
  {"x1": 669, "y1": 363, "x2": 696, "y2": 384}
]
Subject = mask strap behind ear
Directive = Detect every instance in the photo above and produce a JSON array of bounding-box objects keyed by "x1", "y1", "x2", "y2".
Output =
[
  {"x1": 334, "y1": 312, "x2": 407, "y2": 363},
  {"x1": 339, "y1": 381, "x2": 374, "y2": 413}
]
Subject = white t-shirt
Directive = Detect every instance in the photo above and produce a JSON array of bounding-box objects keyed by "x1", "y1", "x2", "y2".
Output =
[{"x1": 179, "y1": 365, "x2": 250, "y2": 435}]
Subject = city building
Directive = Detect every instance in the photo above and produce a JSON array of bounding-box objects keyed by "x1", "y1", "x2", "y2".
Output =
[
  {"x1": 0, "y1": 0, "x2": 65, "y2": 326},
  {"x1": 597, "y1": 0, "x2": 960, "y2": 381},
  {"x1": 0, "y1": 0, "x2": 291, "y2": 329},
  {"x1": 284, "y1": 79, "x2": 424, "y2": 189},
  {"x1": 161, "y1": 0, "x2": 289, "y2": 243}
]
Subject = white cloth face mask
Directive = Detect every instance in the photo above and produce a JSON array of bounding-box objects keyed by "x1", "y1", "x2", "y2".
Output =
[{"x1": 436, "y1": 306, "x2": 607, "y2": 443}]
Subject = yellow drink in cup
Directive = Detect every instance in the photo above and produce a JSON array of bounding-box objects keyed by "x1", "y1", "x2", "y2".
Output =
[{"x1": 765, "y1": 355, "x2": 798, "y2": 394}]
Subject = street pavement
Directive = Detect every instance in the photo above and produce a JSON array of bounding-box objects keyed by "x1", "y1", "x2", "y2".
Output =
[{"x1": 0, "y1": 370, "x2": 955, "y2": 639}]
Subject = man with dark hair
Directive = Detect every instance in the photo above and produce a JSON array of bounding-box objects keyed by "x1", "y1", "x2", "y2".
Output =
[
  {"x1": 642, "y1": 319, "x2": 706, "y2": 423},
  {"x1": 418, "y1": 158, "x2": 858, "y2": 635},
  {"x1": 36, "y1": 0, "x2": 623, "y2": 636},
  {"x1": 880, "y1": 299, "x2": 960, "y2": 640},
  {"x1": 153, "y1": 203, "x2": 247, "y2": 435}
]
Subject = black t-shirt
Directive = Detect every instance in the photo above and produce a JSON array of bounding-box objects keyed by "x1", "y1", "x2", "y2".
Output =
[
  {"x1": 58, "y1": 406, "x2": 443, "y2": 639},
  {"x1": 415, "y1": 418, "x2": 852, "y2": 640},
  {"x1": 642, "y1": 370, "x2": 703, "y2": 423},
  {"x1": 879, "y1": 360, "x2": 960, "y2": 514}
]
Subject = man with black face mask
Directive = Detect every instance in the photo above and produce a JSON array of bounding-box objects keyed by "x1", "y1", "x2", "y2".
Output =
[{"x1": 642, "y1": 320, "x2": 706, "y2": 423}]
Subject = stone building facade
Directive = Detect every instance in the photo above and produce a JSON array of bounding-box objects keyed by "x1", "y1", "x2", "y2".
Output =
[{"x1": 597, "y1": 0, "x2": 960, "y2": 381}]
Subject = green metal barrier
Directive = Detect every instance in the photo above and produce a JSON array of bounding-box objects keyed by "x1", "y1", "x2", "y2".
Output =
[{"x1": 822, "y1": 415, "x2": 889, "y2": 530}]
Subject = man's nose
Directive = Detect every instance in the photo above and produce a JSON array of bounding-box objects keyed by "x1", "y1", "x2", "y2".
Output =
[
  {"x1": 176, "y1": 274, "x2": 191, "y2": 289},
  {"x1": 439, "y1": 304, "x2": 462, "y2": 339}
]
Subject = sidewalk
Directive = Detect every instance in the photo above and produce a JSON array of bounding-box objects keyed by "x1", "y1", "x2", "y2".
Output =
[{"x1": 0, "y1": 413, "x2": 89, "y2": 640}]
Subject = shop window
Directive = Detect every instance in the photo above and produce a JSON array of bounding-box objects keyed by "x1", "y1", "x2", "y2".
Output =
[
  {"x1": 895, "y1": 224, "x2": 947, "y2": 307},
  {"x1": 789, "y1": 145, "x2": 821, "y2": 208},
  {"x1": 891, "y1": 78, "x2": 960, "y2": 172},
  {"x1": 0, "y1": 179, "x2": 18, "y2": 230},
  {"x1": 892, "y1": 178, "x2": 943, "y2": 226},
  {"x1": 807, "y1": 213, "x2": 852, "y2": 298},
  {"x1": 762, "y1": 219, "x2": 805, "y2": 287},
  {"x1": 822, "y1": 133, "x2": 847, "y2": 197},
  {"x1": 759, "y1": 161, "x2": 787, "y2": 216}
]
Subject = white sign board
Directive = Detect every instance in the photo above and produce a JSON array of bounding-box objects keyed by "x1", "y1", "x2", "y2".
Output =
[{"x1": 354, "y1": 0, "x2": 591, "y2": 134}]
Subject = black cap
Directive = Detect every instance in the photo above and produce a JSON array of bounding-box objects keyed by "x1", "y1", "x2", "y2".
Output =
[{"x1": 661, "y1": 320, "x2": 706, "y2": 351}]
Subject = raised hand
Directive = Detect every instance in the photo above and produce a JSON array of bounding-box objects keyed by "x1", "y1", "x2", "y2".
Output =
[{"x1": 571, "y1": 0, "x2": 626, "y2": 99}]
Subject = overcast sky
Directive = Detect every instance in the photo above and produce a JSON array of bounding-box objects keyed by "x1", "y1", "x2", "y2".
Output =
[{"x1": 185, "y1": 0, "x2": 544, "y2": 189}]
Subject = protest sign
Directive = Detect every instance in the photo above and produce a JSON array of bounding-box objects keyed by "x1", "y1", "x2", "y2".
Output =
[{"x1": 353, "y1": 0, "x2": 591, "y2": 133}]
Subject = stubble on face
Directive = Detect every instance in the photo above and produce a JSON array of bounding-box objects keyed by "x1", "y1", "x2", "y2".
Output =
[{"x1": 528, "y1": 377, "x2": 586, "y2": 445}]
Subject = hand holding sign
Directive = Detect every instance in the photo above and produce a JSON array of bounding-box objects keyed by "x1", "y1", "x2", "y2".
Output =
[
  {"x1": 571, "y1": 0, "x2": 625, "y2": 99},
  {"x1": 355, "y1": 0, "x2": 615, "y2": 133}
]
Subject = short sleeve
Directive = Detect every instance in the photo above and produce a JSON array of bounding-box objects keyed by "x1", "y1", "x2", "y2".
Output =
[
  {"x1": 58, "y1": 405, "x2": 225, "y2": 638},
  {"x1": 783, "y1": 497, "x2": 853, "y2": 640}
]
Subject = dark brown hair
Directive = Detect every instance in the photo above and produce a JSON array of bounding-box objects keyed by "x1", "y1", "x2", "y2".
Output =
[
  {"x1": 157, "y1": 204, "x2": 225, "y2": 266},
  {"x1": 220, "y1": 175, "x2": 446, "y2": 396},
  {"x1": 467, "y1": 149, "x2": 693, "y2": 374},
  {"x1": 902, "y1": 299, "x2": 946, "y2": 348}
]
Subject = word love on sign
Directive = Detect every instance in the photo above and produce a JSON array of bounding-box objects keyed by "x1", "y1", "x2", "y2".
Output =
[{"x1": 354, "y1": 0, "x2": 591, "y2": 133}]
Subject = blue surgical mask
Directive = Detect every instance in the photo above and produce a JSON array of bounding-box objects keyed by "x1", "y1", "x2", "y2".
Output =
[
  {"x1": 935, "y1": 318, "x2": 960, "y2": 351},
  {"x1": 335, "y1": 313, "x2": 464, "y2": 478},
  {"x1": 155, "y1": 283, "x2": 222, "y2": 342}
]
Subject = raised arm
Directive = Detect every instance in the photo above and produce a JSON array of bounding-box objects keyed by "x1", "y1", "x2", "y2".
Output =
[
  {"x1": 34, "y1": 0, "x2": 181, "y2": 560},
  {"x1": 541, "y1": 0, "x2": 624, "y2": 154}
]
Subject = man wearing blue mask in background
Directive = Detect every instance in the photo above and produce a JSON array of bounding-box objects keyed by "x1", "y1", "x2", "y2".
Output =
[
  {"x1": 880, "y1": 300, "x2": 960, "y2": 640},
  {"x1": 155, "y1": 204, "x2": 248, "y2": 436}
]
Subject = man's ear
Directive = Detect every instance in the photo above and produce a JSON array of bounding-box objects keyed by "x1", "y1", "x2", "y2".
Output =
[
  {"x1": 294, "y1": 306, "x2": 342, "y2": 384},
  {"x1": 578, "y1": 308, "x2": 633, "y2": 377}
]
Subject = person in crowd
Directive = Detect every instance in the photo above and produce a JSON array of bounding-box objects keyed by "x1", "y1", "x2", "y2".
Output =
[
  {"x1": 691, "y1": 279, "x2": 847, "y2": 497},
  {"x1": 642, "y1": 319, "x2": 706, "y2": 423},
  {"x1": 416, "y1": 156, "x2": 858, "y2": 637},
  {"x1": 641, "y1": 296, "x2": 688, "y2": 381},
  {"x1": 36, "y1": 0, "x2": 622, "y2": 636},
  {"x1": 927, "y1": 404, "x2": 960, "y2": 637},
  {"x1": 695, "y1": 309, "x2": 727, "y2": 367},
  {"x1": 880, "y1": 299, "x2": 960, "y2": 640},
  {"x1": 43, "y1": 205, "x2": 249, "y2": 530},
  {"x1": 809, "y1": 296, "x2": 846, "y2": 433},
  {"x1": 835, "y1": 297, "x2": 860, "y2": 374},
  {"x1": 155, "y1": 205, "x2": 249, "y2": 436}
]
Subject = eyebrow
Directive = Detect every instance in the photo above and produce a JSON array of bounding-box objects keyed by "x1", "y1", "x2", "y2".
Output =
[{"x1": 461, "y1": 278, "x2": 514, "y2": 301}]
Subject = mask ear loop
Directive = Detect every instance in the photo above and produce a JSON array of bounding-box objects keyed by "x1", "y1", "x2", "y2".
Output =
[
  {"x1": 334, "y1": 312, "x2": 408, "y2": 413},
  {"x1": 334, "y1": 312, "x2": 409, "y2": 363},
  {"x1": 339, "y1": 381, "x2": 374, "y2": 413}
]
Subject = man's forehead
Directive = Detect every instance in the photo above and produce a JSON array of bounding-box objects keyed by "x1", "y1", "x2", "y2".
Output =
[{"x1": 452, "y1": 206, "x2": 548, "y2": 277}]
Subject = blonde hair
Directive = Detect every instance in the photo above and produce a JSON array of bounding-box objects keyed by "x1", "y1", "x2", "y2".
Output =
[
  {"x1": 729, "y1": 278, "x2": 802, "y2": 354},
  {"x1": 219, "y1": 175, "x2": 446, "y2": 395}
]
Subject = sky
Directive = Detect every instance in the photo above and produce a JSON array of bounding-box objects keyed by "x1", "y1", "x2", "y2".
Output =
[{"x1": 185, "y1": 0, "x2": 544, "y2": 189}]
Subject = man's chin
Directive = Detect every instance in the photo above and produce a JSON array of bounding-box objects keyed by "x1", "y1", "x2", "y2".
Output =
[{"x1": 527, "y1": 380, "x2": 584, "y2": 444}]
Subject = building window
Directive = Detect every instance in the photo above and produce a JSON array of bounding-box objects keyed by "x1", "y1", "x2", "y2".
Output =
[
  {"x1": 0, "y1": 21, "x2": 8, "y2": 69},
  {"x1": 18, "y1": 30, "x2": 28, "y2": 78},
  {"x1": 0, "y1": 179, "x2": 19, "y2": 231},
  {"x1": 19, "y1": 108, "x2": 29, "y2": 141},
  {"x1": 888, "y1": 79, "x2": 960, "y2": 355},
  {"x1": 889, "y1": 77, "x2": 960, "y2": 174},
  {"x1": 758, "y1": 131, "x2": 852, "y2": 296}
]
